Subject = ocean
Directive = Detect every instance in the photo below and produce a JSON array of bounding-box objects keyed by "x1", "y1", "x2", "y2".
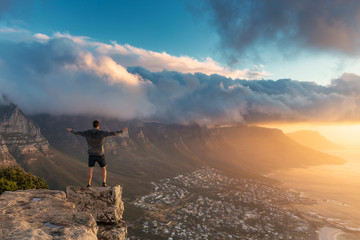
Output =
[{"x1": 269, "y1": 148, "x2": 360, "y2": 239}]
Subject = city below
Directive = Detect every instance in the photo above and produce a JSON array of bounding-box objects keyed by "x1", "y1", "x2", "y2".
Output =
[{"x1": 128, "y1": 167, "x2": 324, "y2": 240}]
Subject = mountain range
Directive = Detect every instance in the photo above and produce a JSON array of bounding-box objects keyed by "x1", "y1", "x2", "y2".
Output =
[{"x1": 0, "y1": 103, "x2": 345, "y2": 201}]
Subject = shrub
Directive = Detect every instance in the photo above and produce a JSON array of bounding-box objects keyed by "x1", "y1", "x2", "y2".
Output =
[{"x1": 0, "y1": 166, "x2": 48, "y2": 194}]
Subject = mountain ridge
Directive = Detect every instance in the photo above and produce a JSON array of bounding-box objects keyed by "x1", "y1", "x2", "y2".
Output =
[
  {"x1": 0, "y1": 104, "x2": 345, "y2": 200},
  {"x1": 31, "y1": 114, "x2": 345, "y2": 183}
]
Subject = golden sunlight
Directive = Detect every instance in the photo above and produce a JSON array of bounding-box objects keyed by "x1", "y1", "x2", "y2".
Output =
[{"x1": 260, "y1": 123, "x2": 360, "y2": 148}]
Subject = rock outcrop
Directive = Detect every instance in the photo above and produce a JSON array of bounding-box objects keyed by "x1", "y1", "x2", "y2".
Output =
[
  {"x1": 0, "y1": 189, "x2": 98, "y2": 240},
  {"x1": 0, "y1": 186, "x2": 127, "y2": 240},
  {"x1": 66, "y1": 185, "x2": 124, "y2": 223},
  {"x1": 0, "y1": 104, "x2": 49, "y2": 165},
  {"x1": 66, "y1": 185, "x2": 127, "y2": 240},
  {"x1": 97, "y1": 222, "x2": 127, "y2": 240},
  {"x1": 0, "y1": 134, "x2": 17, "y2": 167}
]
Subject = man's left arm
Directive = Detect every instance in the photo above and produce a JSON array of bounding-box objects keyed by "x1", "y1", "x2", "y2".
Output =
[{"x1": 103, "y1": 128, "x2": 128, "y2": 137}]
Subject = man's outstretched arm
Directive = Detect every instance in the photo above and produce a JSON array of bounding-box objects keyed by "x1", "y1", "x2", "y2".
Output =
[
  {"x1": 103, "y1": 127, "x2": 128, "y2": 137},
  {"x1": 66, "y1": 128, "x2": 87, "y2": 136}
]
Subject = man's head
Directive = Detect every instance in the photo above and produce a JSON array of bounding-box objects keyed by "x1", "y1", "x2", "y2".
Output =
[{"x1": 93, "y1": 120, "x2": 100, "y2": 129}]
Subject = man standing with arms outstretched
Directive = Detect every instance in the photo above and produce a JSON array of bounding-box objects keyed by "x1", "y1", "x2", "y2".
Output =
[{"x1": 66, "y1": 120, "x2": 127, "y2": 187}]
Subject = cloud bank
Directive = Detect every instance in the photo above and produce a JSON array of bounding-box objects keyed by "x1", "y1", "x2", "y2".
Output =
[
  {"x1": 1, "y1": 29, "x2": 360, "y2": 125},
  {"x1": 198, "y1": 0, "x2": 360, "y2": 57},
  {"x1": 51, "y1": 32, "x2": 268, "y2": 80}
]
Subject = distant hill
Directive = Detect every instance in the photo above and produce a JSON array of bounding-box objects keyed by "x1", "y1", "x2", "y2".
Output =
[{"x1": 287, "y1": 130, "x2": 341, "y2": 150}]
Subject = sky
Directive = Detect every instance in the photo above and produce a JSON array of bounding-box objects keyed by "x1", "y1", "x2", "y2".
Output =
[
  {"x1": 2, "y1": 0, "x2": 360, "y2": 84},
  {"x1": 2, "y1": 0, "x2": 360, "y2": 144}
]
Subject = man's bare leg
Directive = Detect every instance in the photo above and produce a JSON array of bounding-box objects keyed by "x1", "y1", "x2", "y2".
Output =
[
  {"x1": 101, "y1": 166, "x2": 107, "y2": 184},
  {"x1": 88, "y1": 167, "x2": 94, "y2": 186}
]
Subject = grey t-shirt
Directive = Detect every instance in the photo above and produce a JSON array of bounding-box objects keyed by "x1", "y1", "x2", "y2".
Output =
[{"x1": 71, "y1": 129, "x2": 122, "y2": 155}]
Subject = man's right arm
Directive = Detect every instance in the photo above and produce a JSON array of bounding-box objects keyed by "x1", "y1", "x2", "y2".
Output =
[{"x1": 66, "y1": 128, "x2": 87, "y2": 136}]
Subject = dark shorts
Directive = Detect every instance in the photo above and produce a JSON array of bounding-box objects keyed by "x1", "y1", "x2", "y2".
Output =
[{"x1": 88, "y1": 154, "x2": 106, "y2": 168}]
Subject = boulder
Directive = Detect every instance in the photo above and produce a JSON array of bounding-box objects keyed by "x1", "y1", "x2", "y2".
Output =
[
  {"x1": 98, "y1": 221, "x2": 127, "y2": 240},
  {"x1": 0, "y1": 189, "x2": 98, "y2": 240},
  {"x1": 66, "y1": 185, "x2": 124, "y2": 224}
]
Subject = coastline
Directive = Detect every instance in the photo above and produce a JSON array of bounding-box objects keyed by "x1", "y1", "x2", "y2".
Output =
[{"x1": 317, "y1": 227, "x2": 343, "y2": 240}]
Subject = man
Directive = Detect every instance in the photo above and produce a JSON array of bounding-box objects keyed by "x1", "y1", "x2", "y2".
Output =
[{"x1": 66, "y1": 120, "x2": 127, "y2": 187}]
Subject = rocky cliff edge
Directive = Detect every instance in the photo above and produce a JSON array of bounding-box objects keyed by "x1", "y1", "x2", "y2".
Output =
[{"x1": 0, "y1": 185, "x2": 127, "y2": 240}]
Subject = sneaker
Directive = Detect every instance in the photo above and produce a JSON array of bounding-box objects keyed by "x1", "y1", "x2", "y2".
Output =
[
  {"x1": 87, "y1": 184, "x2": 92, "y2": 188},
  {"x1": 102, "y1": 182, "x2": 108, "y2": 187}
]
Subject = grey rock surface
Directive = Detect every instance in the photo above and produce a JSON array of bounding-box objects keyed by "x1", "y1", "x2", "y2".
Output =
[
  {"x1": 0, "y1": 104, "x2": 49, "y2": 164},
  {"x1": 66, "y1": 185, "x2": 124, "y2": 224},
  {"x1": 0, "y1": 189, "x2": 98, "y2": 240},
  {"x1": 98, "y1": 221, "x2": 127, "y2": 240},
  {"x1": 0, "y1": 134, "x2": 17, "y2": 167}
]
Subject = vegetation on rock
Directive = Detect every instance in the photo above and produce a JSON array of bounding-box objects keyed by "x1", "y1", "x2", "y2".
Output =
[{"x1": 0, "y1": 166, "x2": 48, "y2": 194}]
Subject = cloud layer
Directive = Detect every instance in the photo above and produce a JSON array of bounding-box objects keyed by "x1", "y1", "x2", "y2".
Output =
[
  {"x1": 1, "y1": 30, "x2": 360, "y2": 125},
  {"x1": 199, "y1": 0, "x2": 360, "y2": 57},
  {"x1": 52, "y1": 32, "x2": 268, "y2": 80}
]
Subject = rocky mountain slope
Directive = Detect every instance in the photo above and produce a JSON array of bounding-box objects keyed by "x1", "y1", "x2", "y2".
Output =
[
  {"x1": 0, "y1": 104, "x2": 49, "y2": 166},
  {"x1": 0, "y1": 134, "x2": 17, "y2": 167}
]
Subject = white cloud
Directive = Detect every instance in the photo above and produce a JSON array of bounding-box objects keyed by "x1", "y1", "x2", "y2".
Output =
[
  {"x1": 2, "y1": 28, "x2": 360, "y2": 124},
  {"x1": 33, "y1": 33, "x2": 50, "y2": 41},
  {"x1": 79, "y1": 52, "x2": 142, "y2": 86},
  {"x1": 0, "y1": 29, "x2": 270, "y2": 80},
  {"x1": 48, "y1": 32, "x2": 270, "y2": 80},
  {"x1": 98, "y1": 42, "x2": 270, "y2": 80}
]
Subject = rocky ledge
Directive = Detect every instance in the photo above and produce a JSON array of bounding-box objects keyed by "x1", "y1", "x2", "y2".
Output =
[
  {"x1": 0, "y1": 185, "x2": 127, "y2": 240},
  {"x1": 0, "y1": 189, "x2": 98, "y2": 240},
  {"x1": 67, "y1": 185, "x2": 127, "y2": 240},
  {"x1": 66, "y1": 185, "x2": 124, "y2": 224}
]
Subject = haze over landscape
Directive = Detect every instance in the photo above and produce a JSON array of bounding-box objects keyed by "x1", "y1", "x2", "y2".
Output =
[{"x1": 1, "y1": 0, "x2": 360, "y2": 239}]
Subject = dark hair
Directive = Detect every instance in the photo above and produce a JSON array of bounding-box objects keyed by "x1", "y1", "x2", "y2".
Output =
[{"x1": 93, "y1": 120, "x2": 100, "y2": 128}]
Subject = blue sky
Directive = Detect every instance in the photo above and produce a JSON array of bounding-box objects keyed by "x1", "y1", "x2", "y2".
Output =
[
  {"x1": 2, "y1": 0, "x2": 360, "y2": 85},
  {"x1": 2, "y1": 0, "x2": 360, "y2": 125},
  {"x1": 2, "y1": 0, "x2": 218, "y2": 61}
]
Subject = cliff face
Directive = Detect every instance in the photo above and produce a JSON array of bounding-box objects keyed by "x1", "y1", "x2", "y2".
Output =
[
  {"x1": 66, "y1": 186, "x2": 125, "y2": 224},
  {"x1": 0, "y1": 134, "x2": 17, "y2": 167},
  {"x1": 67, "y1": 185, "x2": 127, "y2": 240},
  {"x1": 0, "y1": 104, "x2": 49, "y2": 165}
]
